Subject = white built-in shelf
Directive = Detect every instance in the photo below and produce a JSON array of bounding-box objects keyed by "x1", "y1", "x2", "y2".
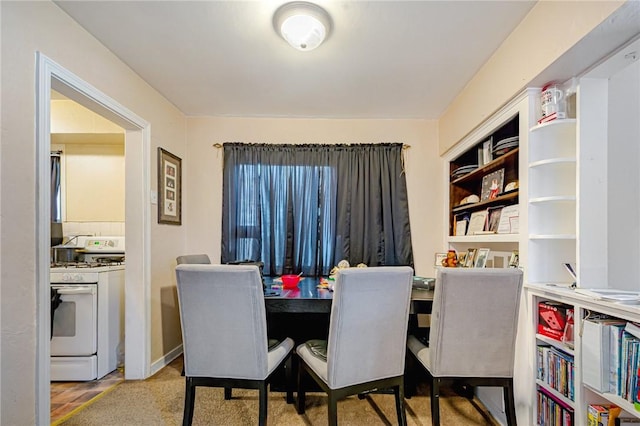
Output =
[
  {"x1": 536, "y1": 380, "x2": 575, "y2": 407},
  {"x1": 582, "y1": 387, "x2": 640, "y2": 418},
  {"x1": 529, "y1": 196, "x2": 576, "y2": 204},
  {"x1": 447, "y1": 234, "x2": 520, "y2": 243},
  {"x1": 535, "y1": 333, "x2": 575, "y2": 355},
  {"x1": 529, "y1": 234, "x2": 576, "y2": 240},
  {"x1": 530, "y1": 118, "x2": 577, "y2": 133},
  {"x1": 529, "y1": 158, "x2": 577, "y2": 168}
]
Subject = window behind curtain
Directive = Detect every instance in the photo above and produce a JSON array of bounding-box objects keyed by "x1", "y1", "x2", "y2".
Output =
[
  {"x1": 51, "y1": 152, "x2": 61, "y2": 222},
  {"x1": 221, "y1": 143, "x2": 413, "y2": 276}
]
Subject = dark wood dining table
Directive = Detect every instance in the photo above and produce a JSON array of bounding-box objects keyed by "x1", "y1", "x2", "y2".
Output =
[
  {"x1": 264, "y1": 276, "x2": 434, "y2": 314},
  {"x1": 263, "y1": 276, "x2": 434, "y2": 393}
]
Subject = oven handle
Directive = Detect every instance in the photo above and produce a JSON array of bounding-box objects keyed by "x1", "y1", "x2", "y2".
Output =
[{"x1": 53, "y1": 287, "x2": 96, "y2": 295}]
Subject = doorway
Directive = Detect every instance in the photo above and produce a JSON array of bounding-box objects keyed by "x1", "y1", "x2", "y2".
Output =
[{"x1": 36, "y1": 53, "x2": 151, "y2": 424}]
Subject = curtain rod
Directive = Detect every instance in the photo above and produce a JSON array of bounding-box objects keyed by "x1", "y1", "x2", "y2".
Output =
[{"x1": 212, "y1": 143, "x2": 411, "y2": 149}]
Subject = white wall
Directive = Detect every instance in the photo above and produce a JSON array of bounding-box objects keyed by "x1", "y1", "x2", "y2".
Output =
[
  {"x1": 64, "y1": 143, "x2": 125, "y2": 222},
  {"x1": 184, "y1": 117, "x2": 443, "y2": 278},
  {"x1": 438, "y1": 1, "x2": 626, "y2": 154},
  {"x1": 1, "y1": 2, "x2": 187, "y2": 423}
]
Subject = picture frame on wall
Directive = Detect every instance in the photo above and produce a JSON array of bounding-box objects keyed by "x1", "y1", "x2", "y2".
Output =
[{"x1": 158, "y1": 148, "x2": 182, "y2": 225}]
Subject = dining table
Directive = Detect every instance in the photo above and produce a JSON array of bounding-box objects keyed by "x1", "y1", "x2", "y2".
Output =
[
  {"x1": 262, "y1": 275, "x2": 434, "y2": 393},
  {"x1": 264, "y1": 276, "x2": 434, "y2": 313},
  {"x1": 263, "y1": 276, "x2": 434, "y2": 340}
]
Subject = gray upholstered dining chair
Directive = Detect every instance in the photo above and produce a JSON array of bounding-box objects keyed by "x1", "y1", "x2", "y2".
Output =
[
  {"x1": 406, "y1": 267, "x2": 523, "y2": 426},
  {"x1": 176, "y1": 253, "x2": 211, "y2": 265},
  {"x1": 175, "y1": 264, "x2": 294, "y2": 426},
  {"x1": 296, "y1": 266, "x2": 414, "y2": 426},
  {"x1": 175, "y1": 254, "x2": 211, "y2": 378}
]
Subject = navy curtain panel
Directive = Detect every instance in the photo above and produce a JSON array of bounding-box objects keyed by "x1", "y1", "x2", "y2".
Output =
[{"x1": 221, "y1": 143, "x2": 414, "y2": 277}]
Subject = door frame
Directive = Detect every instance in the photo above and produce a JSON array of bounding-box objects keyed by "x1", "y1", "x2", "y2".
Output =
[{"x1": 35, "y1": 52, "x2": 151, "y2": 423}]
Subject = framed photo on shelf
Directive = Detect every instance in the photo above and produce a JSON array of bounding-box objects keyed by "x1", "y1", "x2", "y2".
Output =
[
  {"x1": 158, "y1": 148, "x2": 182, "y2": 225},
  {"x1": 480, "y1": 168, "x2": 505, "y2": 201},
  {"x1": 434, "y1": 253, "x2": 447, "y2": 267},
  {"x1": 487, "y1": 206, "x2": 503, "y2": 233},
  {"x1": 497, "y1": 205, "x2": 519, "y2": 234},
  {"x1": 467, "y1": 210, "x2": 488, "y2": 235},
  {"x1": 457, "y1": 252, "x2": 467, "y2": 267},
  {"x1": 474, "y1": 248, "x2": 490, "y2": 268},
  {"x1": 465, "y1": 248, "x2": 477, "y2": 268},
  {"x1": 509, "y1": 250, "x2": 519, "y2": 268}
]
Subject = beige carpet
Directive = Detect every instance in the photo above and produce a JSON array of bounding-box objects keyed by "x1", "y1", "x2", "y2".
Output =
[{"x1": 59, "y1": 357, "x2": 498, "y2": 425}]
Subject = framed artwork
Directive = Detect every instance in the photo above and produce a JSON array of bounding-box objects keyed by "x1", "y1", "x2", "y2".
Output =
[
  {"x1": 158, "y1": 148, "x2": 182, "y2": 225},
  {"x1": 480, "y1": 168, "x2": 505, "y2": 201},
  {"x1": 474, "y1": 248, "x2": 490, "y2": 268}
]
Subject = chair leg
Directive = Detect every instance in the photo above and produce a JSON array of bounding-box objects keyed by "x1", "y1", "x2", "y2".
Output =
[
  {"x1": 224, "y1": 387, "x2": 232, "y2": 400},
  {"x1": 296, "y1": 362, "x2": 306, "y2": 414},
  {"x1": 328, "y1": 391, "x2": 338, "y2": 426},
  {"x1": 430, "y1": 377, "x2": 441, "y2": 426},
  {"x1": 503, "y1": 379, "x2": 517, "y2": 426},
  {"x1": 285, "y1": 354, "x2": 294, "y2": 404},
  {"x1": 394, "y1": 382, "x2": 408, "y2": 426},
  {"x1": 258, "y1": 382, "x2": 268, "y2": 426},
  {"x1": 183, "y1": 377, "x2": 196, "y2": 426}
]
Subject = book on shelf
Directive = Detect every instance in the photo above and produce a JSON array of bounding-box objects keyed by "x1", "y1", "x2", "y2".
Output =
[
  {"x1": 538, "y1": 301, "x2": 574, "y2": 345},
  {"x1": 537, "y1": 385, "x2": 574, "y2": 426},
  {"x1": 582, "y1": 317, "x2": 627, "y2": 393},
  {"x1": 587, "y1": 404, "x2": 621, "y2": 426},
  {"x1": 453, "y1": 212, "x2": 470, "y2": 236},
  {"x1": 610, "y1": 323, "x2": 627, "y2": 395},
  {"x1": 625, "y1": 322, "x2": 640, "y2": 340}
]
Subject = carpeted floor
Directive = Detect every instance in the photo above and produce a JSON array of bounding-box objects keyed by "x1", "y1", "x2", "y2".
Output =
[{"x1": 59, "y1": 356, "x2": 499, "y2": 425}]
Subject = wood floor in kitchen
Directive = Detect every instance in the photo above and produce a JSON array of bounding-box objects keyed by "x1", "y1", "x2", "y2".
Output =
[{"x1": 50, "y1": 368, "x2": 124, "y2": 424}]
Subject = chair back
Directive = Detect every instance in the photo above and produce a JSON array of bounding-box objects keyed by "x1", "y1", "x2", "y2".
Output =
[
  {"x1": 326, "y1": 266, "x2": 413, "y2": 389},
  {"x1": 175, "y1": 264, "x2": 270, "y2": 380},
  {"x1": 428, "y1": 268, "x2": 523, "y2": 378},
  {"x1": 176, "y1": 254, "x2": 211, "y2": 265}
]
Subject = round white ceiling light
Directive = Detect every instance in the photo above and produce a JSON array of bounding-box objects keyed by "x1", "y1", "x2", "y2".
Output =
[{"x1": 273, "y1": 2, "x2": 332, "y2": 52}]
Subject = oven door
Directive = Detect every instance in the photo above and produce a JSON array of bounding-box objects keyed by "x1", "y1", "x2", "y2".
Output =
[{"x1": 50, "y1": 284, "x2": 98, "y2": 356}]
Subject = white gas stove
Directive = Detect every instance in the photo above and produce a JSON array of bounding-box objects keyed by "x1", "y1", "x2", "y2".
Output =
[{"x1": 50, "y1": 236, "x2": 125, "y2": 381}]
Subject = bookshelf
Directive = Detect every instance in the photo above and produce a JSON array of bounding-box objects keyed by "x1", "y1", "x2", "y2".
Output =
[
  {"x1": 528, "y1": 285, "x2": 640, "y2": 425},
  {"x1": 443, "y1": 89, "x2": 534, "y2": 270},
  {"x1": 523, "y1": 38, "x2": 640, "y2": 426}
]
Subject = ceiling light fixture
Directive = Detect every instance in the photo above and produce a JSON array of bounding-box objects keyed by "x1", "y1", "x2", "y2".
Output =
[{"x1": 273, "y1": 1, "x2": 331, "y2": 52}]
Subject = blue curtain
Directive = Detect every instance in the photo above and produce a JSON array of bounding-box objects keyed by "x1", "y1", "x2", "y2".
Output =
[{"x1": 221, "y1": 143, "x2": 413, "y2": 276}]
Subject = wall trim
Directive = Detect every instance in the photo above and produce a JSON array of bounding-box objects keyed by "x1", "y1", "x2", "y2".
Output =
[{"x1": 35, "y1": 52, "x2": 152, "y2": 424}]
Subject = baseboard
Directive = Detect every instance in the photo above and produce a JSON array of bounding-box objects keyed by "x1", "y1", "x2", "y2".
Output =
[{"x1": 150, "y1": 344, "x2": 183, "y2": 376}]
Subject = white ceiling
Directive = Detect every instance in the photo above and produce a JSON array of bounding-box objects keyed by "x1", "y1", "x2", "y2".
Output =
[{"x1": 54, "y1": 1, "x2": 539, "y2": 119}]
